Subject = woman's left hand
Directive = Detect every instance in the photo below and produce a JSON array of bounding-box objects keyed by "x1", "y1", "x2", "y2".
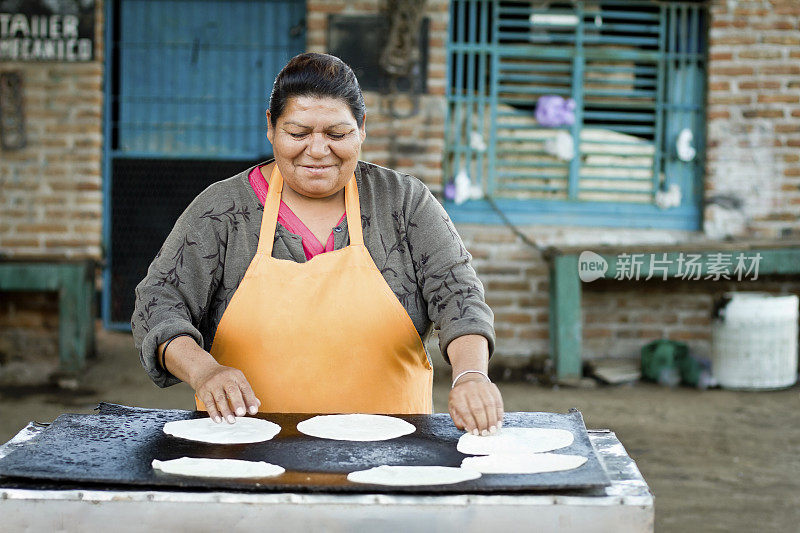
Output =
[{"x1": 448, "y1": 375, "x2": 504, "y2": 435}]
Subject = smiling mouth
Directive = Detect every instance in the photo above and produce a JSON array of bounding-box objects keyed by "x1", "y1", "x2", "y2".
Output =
[{"x1": 300, "y1": 165, "x2": 334, "y2": 174}]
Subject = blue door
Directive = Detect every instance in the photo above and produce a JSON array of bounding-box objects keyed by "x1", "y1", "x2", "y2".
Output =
[
  {"x1": 116, "y1": 0, "x2": 305, "y2": 158},
  {"x1": 104, "y1": 0, "x2": 306, "y2": 327}
]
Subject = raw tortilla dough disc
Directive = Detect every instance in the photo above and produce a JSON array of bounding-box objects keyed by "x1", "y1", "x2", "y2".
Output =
[
  {"x1": 152, "y1": 457, "x2": 285, "y2": 478},
  {"x1": 461, "y1": 453, "x2": 587, "y2": 474},
  {"x1": 162, "y1": 417, "x2": 281, "y2": 444},
  {"x1": 296, "y1": 414, "x2": 415, "y2": 441},
  {"x1": 347, "y1": 465, "x2": 481, "y2": 486},
  {"x1": 457, "y1": 427, "x2": 574, "y2": 455}
]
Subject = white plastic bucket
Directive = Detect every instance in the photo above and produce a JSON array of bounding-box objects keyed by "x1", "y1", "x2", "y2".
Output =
[{"x1": 712, "y1": 292, "x2": 799, "y2": 390}]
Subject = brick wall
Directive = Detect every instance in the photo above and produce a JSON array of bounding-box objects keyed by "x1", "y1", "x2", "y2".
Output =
[
  {"x1": 582, "y1": 277, "x2": 800, "y2": 361},
  {"x1": 706, "y1": 0, "x2": 800, "y2": 238},
  {"x1": 0, "y1": 1, "x2": 104, "y2": 259},
  {"x1": 0, "y1": 1, "x2": 104, "y2": 383}
]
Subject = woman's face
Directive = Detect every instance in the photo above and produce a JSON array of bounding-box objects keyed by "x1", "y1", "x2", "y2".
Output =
[{"x1": 267, "y1": 96, "x2": 366, "y2": 200}]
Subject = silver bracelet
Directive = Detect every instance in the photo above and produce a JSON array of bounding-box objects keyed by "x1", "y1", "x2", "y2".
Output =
[{"x1": 451, "y1": 370, "x2": 491, "y2": 389}]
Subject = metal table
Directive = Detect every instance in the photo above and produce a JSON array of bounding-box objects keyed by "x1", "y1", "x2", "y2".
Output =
[{"x1": 0, "y1": 421, "x2": 653, "y2": 532}]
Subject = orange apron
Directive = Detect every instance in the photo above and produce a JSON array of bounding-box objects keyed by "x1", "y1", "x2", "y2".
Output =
[{"x1": 200, "y1": 165, "x2": 433, "y2": 414}]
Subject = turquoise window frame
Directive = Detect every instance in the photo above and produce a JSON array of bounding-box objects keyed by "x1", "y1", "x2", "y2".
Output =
[{"x1": 443, "y1": 0, "x2": 709, "y2": 230}]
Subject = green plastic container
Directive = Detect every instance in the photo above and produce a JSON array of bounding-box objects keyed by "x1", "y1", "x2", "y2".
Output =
[
  {"x1": 641, "y1": 339, "x2": 713, "y2": 388},
  {"x1": 641, "y1": 339, "x2": 687, "y2": 386}
]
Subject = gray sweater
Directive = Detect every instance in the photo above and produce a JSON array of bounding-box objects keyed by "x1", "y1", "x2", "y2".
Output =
[{"x1": 132, "y1": 160, "x2": 495, "y2": 387}]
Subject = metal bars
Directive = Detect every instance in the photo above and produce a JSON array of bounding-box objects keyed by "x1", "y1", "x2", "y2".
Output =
[
  {"x1": 661, "y1": 2, "x2": 707, "y2": 210},
  {"x1": 444, "y1": 0, "x2": 708, "y2": 212},
  {"x1": 445, "y1": 0, "x2": 493, "y2": 197}
]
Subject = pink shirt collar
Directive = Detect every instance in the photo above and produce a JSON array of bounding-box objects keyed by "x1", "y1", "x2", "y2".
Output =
[{"x1": 249, "y1": 165, "x2": 345, "y2": 260}]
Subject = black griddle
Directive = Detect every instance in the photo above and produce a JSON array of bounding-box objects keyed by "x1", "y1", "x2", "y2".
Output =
[{"x1": 0, "y1": 403, "x2": 610, "y2": 494}]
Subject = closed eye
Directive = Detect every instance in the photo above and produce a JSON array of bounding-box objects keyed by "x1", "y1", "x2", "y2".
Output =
[{"x1": 288, "y1": 132, "x2": 347, "y2": 140}]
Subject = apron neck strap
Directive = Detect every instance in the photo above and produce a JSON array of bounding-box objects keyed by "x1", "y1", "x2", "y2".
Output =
[
  {"x1": 257, "y1": 164, "x2": 363, "y2": 256},
  {"x1": 343, "y1": 174, "x2": 364, "y2": 246},
  {"x1": 257, "y1": 164, "x2": 284, "y2": 257}
]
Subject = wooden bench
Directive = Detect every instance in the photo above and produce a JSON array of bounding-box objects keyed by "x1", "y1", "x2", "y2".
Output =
[
  {"x1": 543, "y1": 240, "x2": 800, "y2": 381},
  {"x1": 0, "y1": 259, "x2": 95, "y2": 374}
]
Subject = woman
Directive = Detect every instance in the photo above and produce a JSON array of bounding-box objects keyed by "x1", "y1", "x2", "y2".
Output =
[{"x1": 132, "y1": 53, "x2": 503, "y2": 436}]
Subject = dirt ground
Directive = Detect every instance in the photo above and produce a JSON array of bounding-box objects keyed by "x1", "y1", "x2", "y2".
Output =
[{"x1": 1, "y1": 328, "x2": 799, "y2": 533}]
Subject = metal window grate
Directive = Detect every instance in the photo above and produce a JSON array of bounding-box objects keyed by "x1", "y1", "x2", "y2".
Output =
[
  {"x1": 109, "y1": 158, "x2": 256, "y2": 324},
  {"x1": 445, "y1": 0, "x2": 708, "y2": 214}
]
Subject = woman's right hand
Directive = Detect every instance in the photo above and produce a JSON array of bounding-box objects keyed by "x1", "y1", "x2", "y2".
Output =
[
  {"x1": 190, "y1": 362, "x2": 261, "y2": 424},
  {"x1": 160, "y1": 335, "x2": 261, "y2": 423}
]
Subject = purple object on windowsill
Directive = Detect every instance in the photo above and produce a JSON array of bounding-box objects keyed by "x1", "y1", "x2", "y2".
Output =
[
  {"x1": 535, "y1": 95, "x2": 576, "y2": 127},
  {"x1": 444, "y1": 181, "x2": 456, "y2": 201}
]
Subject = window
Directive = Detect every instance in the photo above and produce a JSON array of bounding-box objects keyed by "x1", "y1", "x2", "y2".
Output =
[{"x1": 444, "y1": 0, "x2": 708, "y2": 229}]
